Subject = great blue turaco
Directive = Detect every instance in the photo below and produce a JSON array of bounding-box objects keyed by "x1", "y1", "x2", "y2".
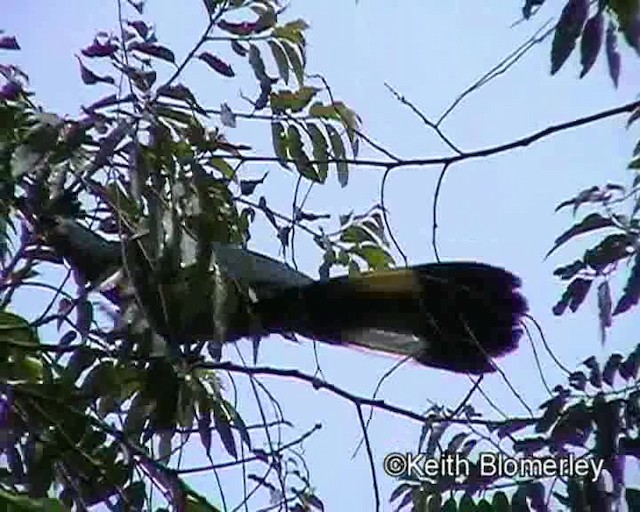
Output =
[{"x1": 34, "y1": 213, "x2": 528, "y2": 374}]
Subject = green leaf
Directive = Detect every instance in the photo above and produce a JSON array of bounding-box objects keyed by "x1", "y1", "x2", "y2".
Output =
[
  {"x1": 442, "y1": 498, "x2": 458, "y2": 512},
  {"x1": 0, "y1": 311, "x2": 39, "y2": 345},
  {"x1": 0, "y1": 488, "x2": 71, "y2": 511},
  {"x1": 476, "y1": 499, "x2": 493, "y2": 512},
  {"x1": 156, "y1": 105, "x2": 195, "y2": 125},
  {"x1": 331, "y1": 101, "x2": 360, "y2": 156},
  {"x1": 280, "y1": 42, "x2": 304, "y2": 86},
  {"x1": 270, "y1": 86, "x2": 318, "y2": 114},
  {"x1": 209, "y1": 156, "x2": 237, "y2": 180},
  {"x1": 270, "y1": 121, "x2": 289, "y2": 168},
  {"x1": 287, "y1": 125, "x2": 318, "y2": 182},
  {"x1": 213, "y1": 399, "x2": 237, "y2": 459},
  {"x1": 273, "y1": 19, "x2": 309, "y2": 46},
  {"x1": 626, "y1": 488, "x2": 640, "y2": 512},
  {"x1": 268, "y1": 41, "x2": 289, "y2": 84},
  {"x1": 511, "y1": 486, "x2": 530, "y2": 512},
  {"x1": 309, "y1": 102, "x2": 341, "y2": 121},
  {"x1": 325, "y1": 124, "x2": 348, "y2": 187},
  {"x1": 306, "y1": 123, "x2": 328, "y2": 182},
  {"x1": 10, "y1": 144, "x2": 44, "y2": 178},
  {"x1": 459, "y1": 495, "x2": 476, "y2": 512},
  {"x1": 119, "y1": 481, "x2": 146, "y2": 511},
  {"x1": 248, "y1": 44, "x2": 268, "y2": 85},
  {"x1": 352, "y1": 244, "x2": 394, "y2": 269},
  {"x1": 428, "y1": 494, "x2": 442, "y2": 512},
  {"x1": 492, "y1": 492, "x2": 510, "y2": 512}
]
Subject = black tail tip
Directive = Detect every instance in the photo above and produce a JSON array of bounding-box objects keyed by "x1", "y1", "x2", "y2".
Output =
[{"x1": 415, "y1": 263, "x2": 528, "y2": 374}]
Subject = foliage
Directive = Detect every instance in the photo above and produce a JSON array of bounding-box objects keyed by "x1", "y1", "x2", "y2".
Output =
[{"x1": 0, "y1": 0, "x2": 638, "y2": 511}]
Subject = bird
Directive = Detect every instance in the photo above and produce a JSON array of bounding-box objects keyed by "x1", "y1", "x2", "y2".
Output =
[{"x1": 35, "y1": 215, "x2": 528, "y2": 374}]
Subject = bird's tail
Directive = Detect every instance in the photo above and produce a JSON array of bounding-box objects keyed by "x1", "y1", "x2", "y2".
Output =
[{"x1": 253, "y1": 263, "x2": 528, "y2": 374}]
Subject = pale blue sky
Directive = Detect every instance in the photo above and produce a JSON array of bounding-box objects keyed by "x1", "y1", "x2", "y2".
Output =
[{"x1": 5, "y1": 1, "x2": 640, "y2": 510}]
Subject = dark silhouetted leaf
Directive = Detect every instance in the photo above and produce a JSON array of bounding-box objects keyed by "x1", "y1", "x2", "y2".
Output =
[
  {"x1": 606, "y1": 22, "x2": 621, "y2": 87},
  {"x1": 580, "y1": 13, "x2": 603, "y2": 77},
  {"x1": 554, "y1": 259, "x2": 586, "y2": 280},
  {"x1": 82, "y1": 41, "x2": 118, "y2": 58},
  {"x1": 513, "y1": 436, "x2": 548, "y2": 455},
  {"x1": 584, "y1": 233, "x2": 632, "y2": 272},
  {"x1": 620, "y1": 436, "x2": 640, "y2": 458},
  {"x1": 628, "y1": 106, "x2": 640, "y2": 128},
  {"x1": 493, "y1": 492, "x2": 510, "y2": 512},
  {"x1": 248, "y1": 44, "x2": 268, "y2": 85},
  {"x1": 626, "y1": 488, "x2": 640, "y2": 512},
  {"x1": 512, "y1": 485, "x2": 531, "y2": 512},
  {"x1": 492, "y1": 417, "x2": 535, "y2": 438},
  {"x1": 555, "y1": 184, "x2": 620, "y2": 215},
  {"x1": 219, "y1": 102, "x2": 236, "y2": 128},
  {"x1": 547, "y1": 213, "x2": 614, "y2": 258},
  {"x1": 527, "y1": 481, "x2": 547, "y2": 512},
  {"x1": 569, "y1": 371, "x2": 587, "y2": 390},
  {"x1": 90, "y1": 120, "x2": 130, "y2": 171},
  {"x1": 230, "y1": 39, "x2": 248, "y2": 56},
  {"x1": 128, "y1": 20, "x2": 149, "y2": 39},
  {"x1": 158, "y1": 430, "x2": 172, "y2": 462},
  {"x1": 445, "y1": 432, "x2": 468, "y2": 454},
  {"x1": 85, "y1": 93, "x2": 122, "y2": 112},
  {"x1": 0, "y1": 80, "x2": 22, "y2": 100},
  {"x1": 10, "y1": 144, "x2": 43, "y2": 179},
  {"x1": 551, "y1": 401, "x2": 592, "y2": 447},
  {"x1": 442, "y1": 498, "x2": 457, "y2": 512},
  {"x1": 129, "y1": 42, "x2": 175, "y2": 63},
  {"x1": 213, "y1": 401, "x2": 237, "y2": 459},
  {"x1": 59, "y1": 330, "x2": 77, "y2": 348},
  {"x1": 523, "y1": 0, "x2": 546, "y2": 19},
  {"x1": 536, "y1": 391, "x2": 569, "y2": 433},
  {"x1": 593, "y1": 393, "x2": 622, "y2": 485},
  {"x1": 603, "y1": 353, "x2": 623, "y2": 386},
  {"x1": 76, "y1": 56, "x2": 115, "y2": 85},
  {"x1": 551, "y1": 0, "x2": 588, "y2": 74},
  {"x1": 239, "y1": 173, "x2": 267, "y2": 195},
  {"x1": 76, "y1": 299, "x2": 93, "y2": 341},
  {"x1": 597, "y1": 280, "x2": 612, "y2": 343},
  {"x1": 66, "y1": 346, "x2": 98, "y2": 383},
  {"x1": 202, "y1": 0, "x2": 218, "y2": 15},
  {"x1": 613, "y1": 252, "x2": 640, "y2": 315},
  {"x1": 0, "y1": 36, "x2": 20, "y2": 50},
  {"x1": 218, "y1": 20, "x2": 257, "y2": 36},
  {"x1": 198, "y1": 52, "x2": 235, "y2": 77},
  {"x1": 620, "y1": 346, "x2": 640, "y2": 380},
  {"x1": 459, "y1": 438, "x2": 478, "y2": 458},
  {"x1": 584, "y1": 356, "x2": 602, "y2": 387},
  {"x1": 552, "y1": 277, "x2": 592, "y2": 315}
]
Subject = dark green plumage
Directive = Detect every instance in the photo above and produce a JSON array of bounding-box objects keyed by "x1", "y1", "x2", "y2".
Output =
[{"x1": 37, "y1": 216, "x2": 528, "y2": 374}]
